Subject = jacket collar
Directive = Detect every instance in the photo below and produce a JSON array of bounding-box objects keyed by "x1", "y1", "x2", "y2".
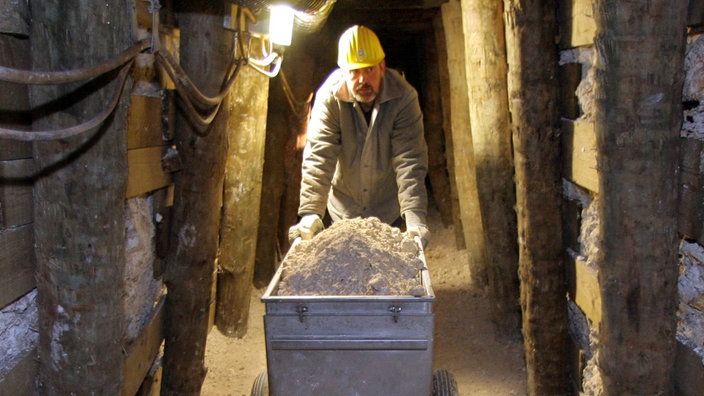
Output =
[{"x1": 334, "y1": 68, "x2": 405, "y2": 105}]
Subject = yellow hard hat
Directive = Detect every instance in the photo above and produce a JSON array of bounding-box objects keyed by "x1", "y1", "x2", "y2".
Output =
[{"x1": 337, "y1": 25, "x2": 385, "y2": 70}]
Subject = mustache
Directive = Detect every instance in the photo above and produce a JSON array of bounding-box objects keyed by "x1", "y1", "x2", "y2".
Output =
[{"x1": 355, "y1": 84, "x2": 373, "y2": 91}]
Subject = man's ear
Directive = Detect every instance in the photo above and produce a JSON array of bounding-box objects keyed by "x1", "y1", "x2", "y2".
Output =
[{"x1": 379, "y1": 60, "x2": 386, "y2": 74}]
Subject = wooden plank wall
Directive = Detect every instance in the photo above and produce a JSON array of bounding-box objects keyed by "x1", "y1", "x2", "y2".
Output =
[
  {"x1": 0, "y1": 3, "x2": 37, "y2": 392},
  {"x1": 558, "y1": 0, "x2": 704, "y2": 393},
  {"x1": 0, "y1": 29, "x2": 34, "y2": 311},
  {"x1": 1, "y1": 3, "x2": 173, "y2": 392},
  {"x1": 0, "y1": 92, "x2": 171, "y2": 394},
  {"x1": 126, "y1": 93, "x2": 172, "y2": 198}
]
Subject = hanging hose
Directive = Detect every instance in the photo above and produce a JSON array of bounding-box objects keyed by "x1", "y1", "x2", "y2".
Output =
[
  {"x1": 0, "y1": 0, "x2": 329, "y2": 141},
  {"x1": 0, "y1": 40, "x2": 149, "y2": 85},
  {"x1": 155, "y1": 52, "x2": 244, "y2": 132},
  {"x1": 156, "y1": 51, "x2": 241, "y2": 108},
  {"x1": 279, "y1": 69, "x2": 312, "y2": 116},
  {"x1": 0, "y1": 61, "x2": 133, "y2": 141},
  {"x1": 149, "y1": 0, "x2": 161, "y2": 54}
]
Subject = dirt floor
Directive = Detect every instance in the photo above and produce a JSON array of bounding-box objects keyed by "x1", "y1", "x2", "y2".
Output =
[{"x1": 201, "y1": 208, "x2": 528, "y2": 395}]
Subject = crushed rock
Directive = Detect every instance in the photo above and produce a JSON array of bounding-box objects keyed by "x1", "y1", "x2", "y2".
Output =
[{"x1": 277, "y1": 217, "x2": 426, "y2": 296}]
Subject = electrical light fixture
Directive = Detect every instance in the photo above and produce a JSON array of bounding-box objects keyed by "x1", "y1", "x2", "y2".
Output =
[
  {"x1": 268, "y1": 5, "x2": 295, "y2": 46},
  {"x1": 225, "y1": 3, "x2": 295, "y2": 77}
]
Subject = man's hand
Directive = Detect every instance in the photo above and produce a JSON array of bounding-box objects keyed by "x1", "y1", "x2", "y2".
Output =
[
  {"x1": 288, "y1": 214, "x2": 324, "y2": 242},
  {"x1": 406, "y1": 224, "x2": 430, "y2": 249},
  {"x1": 404, "y1": 211, "x2": 430, "y2": 248}
]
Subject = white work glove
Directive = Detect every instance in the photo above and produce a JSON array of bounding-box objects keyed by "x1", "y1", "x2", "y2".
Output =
[
  {"x1": 288, "y1": 214, "x2": 324, "y2": 242},
  {"x1": 404, "y1": 211, "x2": 430, "y2": 249}
]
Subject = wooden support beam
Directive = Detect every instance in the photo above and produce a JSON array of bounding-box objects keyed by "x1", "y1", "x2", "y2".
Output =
[
  {"x1": 0, "y1": 33, "x2": 31, "y2": 161},
  {"x1": 504, "y1": 1, "x2": 570, "y2": 393},
  {"x1": 592, "y1": 2, "x2": 687, "y2": 393},
  {"x1": 161, "y1": 3, "x2": 231, "y2": 393},
  {"x1": 557, "y1": 0, "x2": 596, "y2": 49},
  {"x1": 216, "y1": 65, "x2": 269, "y2": 337},
  {"x1": 121, "y1": 296, "x2": 165, "y2": 396},
  {"x1": 253, "y1": 33, "x2": 315, "y2": 288},
  {"x1": 0, "y1": 141, "x2": 31, "y2": 162},
  {"x1": 127, "y1": 93, "x2": 166, "y2": 150},
  {"x1": 0, "y1": 348, "x2": 37, "y2": 396},
  {"x1": 566, "y1": 257, "x2": 601, "y2": 325},
  {"x1": 678, "y1": 137, "x2": 704, "y2": 241},
  {"x1": 675, "y1": 341, "x2": 704, "y2": 396},
  {"x1": 0, "y1": 159, "x2": 33, "y2": 228},
  {"x1": 441, "y1": 0, "x2": 491, "y2": 277},
  {"x1": 561, "y1": 119, "x2": 599, "y2": 194},
  {"x1": 420, "y1": 24, "x2": 454, "y2": 228},
  {"x1": 126, "y1": 146, "x2": 172, "y2": 198},
  {"x1": 435, "y1": 5, "x2": 465, "y2": 250},
  {"x1": 0, "y1": 225, "x2": 34, "y2": 308},
  {"x1": 461, "y1": 0, "x2": 520, "y2": 339},
  {"x1": 0, "y1": 0, "x2": 28, "y2": 35},
  {"x1": 688, "y1": 0, "x2": 704, "y2": 27},
  {"x1": 30, "y1": 1, "x2": 132, "y2": 392}
]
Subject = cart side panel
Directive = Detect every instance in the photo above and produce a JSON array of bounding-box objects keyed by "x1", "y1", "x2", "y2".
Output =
[{"x1": 264, "y1": 313, "x2": 434, "y2": 396}]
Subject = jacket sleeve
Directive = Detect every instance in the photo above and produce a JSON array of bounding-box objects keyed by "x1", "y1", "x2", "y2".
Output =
[
  {"x1": 298, "y1": 89, "x2": 341, "y2": 217},
  {"x1": 390, "y1": 88, "x2": 429, "y2": 219}
]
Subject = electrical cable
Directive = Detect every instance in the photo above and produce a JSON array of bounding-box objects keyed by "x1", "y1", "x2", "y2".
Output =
[
  {"x1": 0, "y1": 3, "x2": 277, "y2": 141},
  {"x1": 0, "y1": 40, "x2": 150, "y2": 85},
  {"x1": 279, "y1": 69, "x2": 311, "y2": 115},
  {"x1": 155, "y1": 53, "x2": 244, "y2": 131},
  {"x1": 156, "y1": 51, "x2": 241, "y2": 108},
  {"x1": 0, "y1": 61, "x2": 133, "y2": 141},
  {"x1": 248, "y1": 55, "x2": 282, "y2": 78},
  {"x1": 148, "y1": 0, "x2": 161, "y2": 54}
]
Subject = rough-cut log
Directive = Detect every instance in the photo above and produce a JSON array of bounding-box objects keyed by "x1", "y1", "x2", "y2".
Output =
[
  {"x1": 503, "y1": 1, "x2": 569, "y2": 394},
  {"x1": 461, "y1": 0, "x2": 521, "y2": 338},
  {"x1": 440, "y1": 0, "x2": 488, "y2": 286},
  {"x1": 254, "y1": 36, "x2": 314, "y2": 287},
  {"x1": 216, "y1": 66, "x2": 269, "y2": 337},
  {"x1": 434, "y1": 8, "x2": 465, "y2": 249},
  {"x1": 29, "y1": 1, "x2": 131, "y2": 393},
  {"x1": 420, "y1": 25, "x2": 453, "y2": 228},
  {"x1": 254, "y1": 86, "x2": 286, "y2": 287},
  {"x1": 161, "y1": 2, "x2": 231, "y2": 394},
  {"x1": 593, "y1": 1, "x2": 688, "y2": 394},
  {"x1": 261, "y1": 37, "x2": 316, "y2": 272}
]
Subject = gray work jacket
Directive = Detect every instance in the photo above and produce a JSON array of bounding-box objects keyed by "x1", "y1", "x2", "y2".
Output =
[{"x1": 298, "y1": 68, "x2": 428, "y2": 224}]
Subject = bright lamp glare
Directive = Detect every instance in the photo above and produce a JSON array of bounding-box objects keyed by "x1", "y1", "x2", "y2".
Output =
[{"x1": 269, "y1": 5, "x2": 294, "y2": 46}]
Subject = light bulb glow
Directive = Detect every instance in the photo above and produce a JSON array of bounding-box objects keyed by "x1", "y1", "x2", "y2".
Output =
[{"x1": 269, "y1": 5, "x2": 294, "y2": 46}]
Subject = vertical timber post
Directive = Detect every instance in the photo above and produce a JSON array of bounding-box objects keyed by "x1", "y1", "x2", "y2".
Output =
[
  {"x1": 461, "y1": 0, "x2": 521, "y2": 338},
  {"x1": 161, "y1": 2, "x2": 231, "y2": 394},
  {"x1": 503, "y1": 1, "x2": 569, "y2": 394},
  {"x1": 421, "y1": 25, "x2": 454, "y2": 228},
  {"x1": 440, "y1": 0, "x2": 488, "y2": 286},
  {"x1": 434, "y1": 7, "x2": 466, "y2": 250},
  {"x1": 216, "y1": 66, "x2": 269, "y2": 337},
  {"x1": 29, "y1": 1, "x2": 131, "y2": 393},
  {"x1": 593, "y1": 1, "x2": 688, "y2": 393}
]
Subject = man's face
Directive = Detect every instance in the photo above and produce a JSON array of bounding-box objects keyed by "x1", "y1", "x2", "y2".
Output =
[{"x1": 344, "y1": 61, "x2": 386, "y2": 104}]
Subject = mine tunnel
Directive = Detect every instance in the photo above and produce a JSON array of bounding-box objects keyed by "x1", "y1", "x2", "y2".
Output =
[{"x1": 1, "y1": 1, "x2": 704, "y2": 395}]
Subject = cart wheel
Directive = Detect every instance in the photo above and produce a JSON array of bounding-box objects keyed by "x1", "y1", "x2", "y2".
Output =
[
  {"x1": 432, "y1": 369, "x2": 458, "y2": 396},
  {"x1": 250, "y1": 371, "x2": 269, "y2": 396}
]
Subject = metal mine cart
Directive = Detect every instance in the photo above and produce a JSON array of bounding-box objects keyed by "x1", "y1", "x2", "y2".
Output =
[{"x1": 251, "y1": 238, "x2": 458, "y2": 396}]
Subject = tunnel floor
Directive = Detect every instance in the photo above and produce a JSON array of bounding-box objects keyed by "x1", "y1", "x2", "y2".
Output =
[{"x1": 202, "y1": 206, "x2": 528, "y2": 395}]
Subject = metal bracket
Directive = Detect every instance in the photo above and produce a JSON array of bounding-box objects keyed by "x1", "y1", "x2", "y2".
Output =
[
  {"x1": 296, "y1": 304, "x2": 308, "y2": 323},
  {"x1": 388, "y1": 305, "x2": 402, "y2": 323}
]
